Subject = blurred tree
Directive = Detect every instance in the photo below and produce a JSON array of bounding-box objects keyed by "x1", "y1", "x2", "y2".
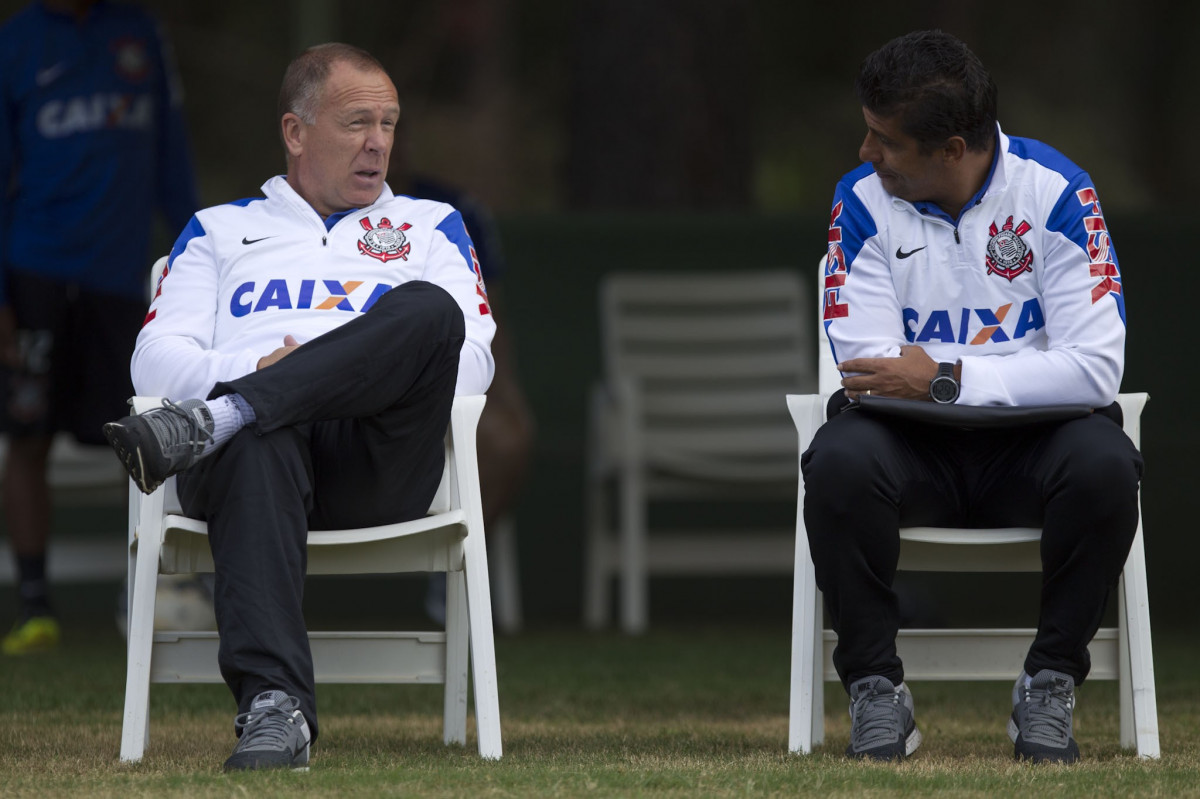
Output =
[
  {"x1": 2, "y1": 0, "x2": 1193, "y2": 213},
  {"x1": 1126, "y1": 0, "x2": 1198, "y2": 206},
  {"x1": 565, "y1": 0, "x2": 754, "y2": 209}
]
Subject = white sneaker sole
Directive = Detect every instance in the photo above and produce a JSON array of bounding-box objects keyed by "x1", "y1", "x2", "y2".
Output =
[{"x1": 906, "y1": 725, "x2": 923, "y2": 756}]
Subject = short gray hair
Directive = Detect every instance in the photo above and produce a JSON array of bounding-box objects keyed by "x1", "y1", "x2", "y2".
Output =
[{"x1": 278, "y1": 42, "x2": 388, "y2": 124}]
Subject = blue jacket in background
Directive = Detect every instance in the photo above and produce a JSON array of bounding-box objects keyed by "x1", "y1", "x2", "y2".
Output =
[{"x1": 0, "y1": 0, "x2": 198, "y2": 305}]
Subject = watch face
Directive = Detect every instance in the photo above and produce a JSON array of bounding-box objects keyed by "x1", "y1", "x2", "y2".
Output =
[{"x1": 930, "y1": 377, "x2": 959, "y2": 404}]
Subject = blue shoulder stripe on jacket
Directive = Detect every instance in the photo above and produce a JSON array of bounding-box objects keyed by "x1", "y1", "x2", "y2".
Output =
[
  {"x1": 1006, "y1": 136, "x2": 1084, "y2": 182},
  {"x1": 435, "y1": 210, "x2": 477, "y2": 272},
  {"x1": 168, "y1": 215, "x2": 205, "y2": 265},
  {"x1": 166, "y1": 196, "x2": 265, "y2": 266},
  {"x1": 830, "y1": 163, "x2": 879, "y2": 274}
]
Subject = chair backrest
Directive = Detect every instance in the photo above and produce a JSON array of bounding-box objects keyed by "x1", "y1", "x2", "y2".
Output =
[{"x1": 599, "y1": 270, "x2": 815, "y2": 481}]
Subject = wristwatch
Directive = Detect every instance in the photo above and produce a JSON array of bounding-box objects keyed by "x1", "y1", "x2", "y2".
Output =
[{"x1": 929, "y1": 362, "x2": 960, "y2": 404}]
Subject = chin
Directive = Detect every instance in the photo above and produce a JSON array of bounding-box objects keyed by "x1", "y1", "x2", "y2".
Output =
[
  {"x1": 880, "y1": 180, "x2": 914, "y2": 203},
  {"x1": 350, "y1": 187, "x2": 382, "y2": 207}
]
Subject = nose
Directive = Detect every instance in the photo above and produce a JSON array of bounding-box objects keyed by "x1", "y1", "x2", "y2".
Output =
[
  {"x1": 365, "y1": 124, "x2": 391, "y2": 154},
  {"x1": 859, "y1": 131, "x2": 880, "y2": 164}
]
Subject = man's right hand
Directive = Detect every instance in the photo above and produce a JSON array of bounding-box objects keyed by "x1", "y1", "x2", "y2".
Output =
[
  {"x1": 839, "y1": 344, "x2": 943, "y2": 400},
  {"x1": 257, "y1": 335, "x2": 300, "y2": 370}
]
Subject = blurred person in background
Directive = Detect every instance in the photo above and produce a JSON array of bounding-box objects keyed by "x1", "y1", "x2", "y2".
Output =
[
  {"x1": 388, "y1": 120, "x2": 535, "y2": 626},
  {"x1": 0, "y1": 0, "x2": 198, "y2": 654}
]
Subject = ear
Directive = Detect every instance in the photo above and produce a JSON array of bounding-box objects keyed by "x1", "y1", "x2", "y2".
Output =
[
  {"x1": 942, "y1": 136, "x2": 968, "y2": 165},
  {"x1": 281, "y1": 113, "x2": 305, "y2": 158}
]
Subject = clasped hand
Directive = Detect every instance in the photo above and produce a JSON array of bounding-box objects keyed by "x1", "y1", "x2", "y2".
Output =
[{"x1": 839, "y1": 344, "x2": 939, "y2": 401}]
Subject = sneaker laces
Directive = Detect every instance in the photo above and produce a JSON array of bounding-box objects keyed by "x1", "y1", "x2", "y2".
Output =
[
  {"x1": 1019, "y1": 680, "x2": 1074, "y2": 742},
  {"x1": 233, "y1": 695, "x2": 303, "y2": 750},
  {"x1": 851, "y1": 681, "x2": 905, "y2": 748},
  {"x1": 147, "y1": 398, "x2": 213, "y2": 455}
]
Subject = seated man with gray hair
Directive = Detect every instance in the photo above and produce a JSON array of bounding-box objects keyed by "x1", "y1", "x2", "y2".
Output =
[{"x1": 103, "y1": 42, "x2": 495, "y2": 771}]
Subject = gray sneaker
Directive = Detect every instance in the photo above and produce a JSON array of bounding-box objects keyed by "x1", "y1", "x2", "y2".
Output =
[
  {"x1": 846, "y1": 676, "x2": 922, "y2": 760},
  {"x1": 103, "y1": 398, "x2": 214, "y2": 494},
  {"x1": 224, "y1": 690, "x2": 312, "y2": 772},
  {"x1": 1008, "y1": 669, "x2": 1080, "y2": 763}
]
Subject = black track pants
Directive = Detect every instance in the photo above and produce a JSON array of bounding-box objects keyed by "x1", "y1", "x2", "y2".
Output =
[{"x1": 801, "y1": 403, "x2": 1143, "y2": 691}]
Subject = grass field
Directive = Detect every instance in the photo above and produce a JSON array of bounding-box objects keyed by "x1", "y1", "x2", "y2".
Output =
[{"x1": 1, "y1": 598, "x2": 1198, "y2": 797}]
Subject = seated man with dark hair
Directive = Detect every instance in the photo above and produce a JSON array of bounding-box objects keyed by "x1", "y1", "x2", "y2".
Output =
[
  {"x1": 806, "y1": 30, "x2": 1141, "y2": 764},
  {"x1": 102, "y1": 42, "x2": 495, "y2": 772}
]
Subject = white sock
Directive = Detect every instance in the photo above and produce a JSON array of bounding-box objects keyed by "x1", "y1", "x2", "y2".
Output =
[{"x1": 202, "y1": 395, "x2": 252, "y2": 453}]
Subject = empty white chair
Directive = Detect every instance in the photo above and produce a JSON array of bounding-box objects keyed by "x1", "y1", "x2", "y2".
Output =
[
  {"x1": 119, "y1": 394, "x2": 502, "y2": 761},
  {"x1": 584, "y1": 270, "x2": 816, "y2": 633}
]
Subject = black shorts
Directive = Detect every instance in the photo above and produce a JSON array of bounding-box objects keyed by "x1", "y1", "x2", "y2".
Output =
[{"x1": 0, "y1": 271, "x2": 146, "y2": 445}]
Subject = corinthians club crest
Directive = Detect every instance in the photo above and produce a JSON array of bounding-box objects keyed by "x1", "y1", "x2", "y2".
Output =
[
  {"x1": 358, "y1": 216, "x2": 412, "y2": 262},
  {"x1": 985, "y1": 216, "x2": 1034, "y2": 281}
]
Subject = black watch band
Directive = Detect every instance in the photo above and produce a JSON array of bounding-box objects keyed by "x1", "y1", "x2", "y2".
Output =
[{"x1": 929, "y1": 361, "x2": 960, "y2": 404}]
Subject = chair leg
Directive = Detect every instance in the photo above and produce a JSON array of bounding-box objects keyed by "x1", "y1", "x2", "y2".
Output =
[
  {"x1": 490, "y1": 516, "x2": 522, "y2": 634},
  {"x1": 583, "y1": 473, "x2": 611, "y2": 629},
  {"x1": 443, "y1": 569, "x2": 469, "y2": 747},
  {"x1": 618, "y1": 466, "x2": 647, "y2": 634},
  {"x1": 787, "y1": 393, "x2": 827, "y2": 753},
  {"x1": 812, "y1": 593, "x2": 826, "y2": 748},
  {"x1": 1118, "y1": 579, "x2": 1133, "y2": 749},
  {"x1": 120, "y1": 532, "x2": 163, "y2": 762},
  {"x1": 789, "y1": 514, "x2": 822, "y2": 754},
  {"x1": 462, "y1": 533, "x2": 503, "y2": 759},
  {"x1": 1120, "y1": 526, "x2": 1160, "y2": 759}
]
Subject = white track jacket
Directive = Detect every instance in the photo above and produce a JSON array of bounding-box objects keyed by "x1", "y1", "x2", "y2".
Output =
[
  {"x1": 132, "y1": 176, "x2": 496, "y2": 400},
  {"x1": 822, "y1": 126, "x2": 1125, "y2": 407}
]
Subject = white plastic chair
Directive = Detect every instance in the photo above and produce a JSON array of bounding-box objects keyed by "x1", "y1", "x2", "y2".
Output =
[
  {"x1": 584, "y1": 270, "x2": 816, "y2": 633},
  {"x1": 785, "y1": 270, "x2": 1160, "y2": 758},
  {"x1": 119, "y1": 394, "x2": 502, "y2": 762}
]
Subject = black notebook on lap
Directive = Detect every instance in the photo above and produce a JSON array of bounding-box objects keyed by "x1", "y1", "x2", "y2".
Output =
[{"x1": 850, "y1": 394, "x2": 1095, "y2": 430}]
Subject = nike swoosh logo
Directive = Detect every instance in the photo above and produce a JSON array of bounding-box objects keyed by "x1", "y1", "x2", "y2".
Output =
[
  {"x1": 242, "y1": 236, "x2": 276, "y2": 245},
  {"x1": 36, "y1": 62, "x2": 68, "y2": 87},
  {"x1": 896, "y1": 246, "x2": 927, "y2": 259}
]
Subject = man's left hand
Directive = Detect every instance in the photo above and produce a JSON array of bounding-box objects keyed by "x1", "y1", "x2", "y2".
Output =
[
  {"x1": 839, "y1": 345, "x2": 940, "y2": 400},
  {"x1": 257, "y1": 335, "x2": 300, "y2": 370}
]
